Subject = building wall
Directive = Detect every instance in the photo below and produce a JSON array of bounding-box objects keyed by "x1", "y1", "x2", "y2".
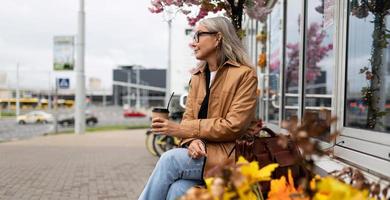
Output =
[
  {"x1": 112, "y1": 67, "x2": 166, "y2": 107},
  {"x1": 0, "y1": 90, "x2": 12, "y2": 99}
]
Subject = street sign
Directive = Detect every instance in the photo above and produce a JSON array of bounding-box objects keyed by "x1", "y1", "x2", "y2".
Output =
[{"x1": 57, "y1": 78, "x2": 70, "y2": 89}]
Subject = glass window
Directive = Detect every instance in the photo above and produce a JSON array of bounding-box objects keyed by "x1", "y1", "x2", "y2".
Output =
[
  {"x1": 284, "y1": 0, "x2": 302, "y2": 120},
  {"x1": 267, "y1": 0, "x2": 283, "y2": 124},
  {"x1": 345, "y1": 0, "x2": 390, "y2": 133},
  {"x1": 304, "y1": 0, "x2": 335, "y2": 141}
]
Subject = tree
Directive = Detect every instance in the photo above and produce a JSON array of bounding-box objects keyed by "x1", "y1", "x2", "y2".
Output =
[
  {"x1": 351, "y1": 0, "x2": 390, "y2": 129},
  {"x1": 148, "y1": 0, "x2": 273, "y2": 32}
]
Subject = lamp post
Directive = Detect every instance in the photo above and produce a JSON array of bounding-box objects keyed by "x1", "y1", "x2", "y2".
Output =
[
  {"x1": 127, "y1": 70, "x2": 131, "y2": 108},
  {"x1": 135, "y1": 67, "x2": 141, "y2": 110},
  {"x1": 162, "y1": 7, "x2": 178, "y2": 107},
  {"x1": 75, "y1": 0, "x2": 86, "y2": 135},
  {"x1": 166, "y1": 20, "x2": 172, "y2": 107},
  {"x1": 16, "y1": 63, "x2": 20, "y2": 117}
]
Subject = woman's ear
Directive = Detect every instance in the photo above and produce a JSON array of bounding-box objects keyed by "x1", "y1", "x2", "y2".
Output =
[
  {"x1": 216, "y1": 33, "x2": 223, "y2": 47},
  {"x1": 216, "y1": 32, "x2": 223, "y2": 42}
]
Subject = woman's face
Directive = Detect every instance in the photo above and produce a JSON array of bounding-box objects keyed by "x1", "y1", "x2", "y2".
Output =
[{"x1": 190, "y1": 25, "x2": 220, "y2": 60}]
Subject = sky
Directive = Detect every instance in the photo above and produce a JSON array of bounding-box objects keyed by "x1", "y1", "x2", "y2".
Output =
[
  {"x1": 0, "y1": 0, "x2": 362, "y2": 96},
  {"x1": 0, "y1": 0, "x2": 196, "y2": 94}
]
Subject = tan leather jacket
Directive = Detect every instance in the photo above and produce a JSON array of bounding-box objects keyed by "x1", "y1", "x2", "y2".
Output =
[{"x1": 179, "y1": 60, "x2": 258, "y2": 178}]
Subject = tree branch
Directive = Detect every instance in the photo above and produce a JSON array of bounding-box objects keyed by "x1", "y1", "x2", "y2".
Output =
[{"x1": 227, "y1": 0, "x2": 235, "y2": 8}]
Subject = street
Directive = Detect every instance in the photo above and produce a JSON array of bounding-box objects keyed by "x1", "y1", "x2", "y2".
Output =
[
  {"x1": 0, "y1": 119, "x2": 51, "y2": 141},
  {"x1": 0, "y1": 106, "x2": 150, "y2": 142}
]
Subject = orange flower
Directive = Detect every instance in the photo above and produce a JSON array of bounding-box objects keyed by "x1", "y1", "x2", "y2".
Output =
[
  {"x1": 268, "y1": 170, "x2": 308, "y2": 200},
  {"x1": 257, "y1": 53, "x2": 266, "y2": 68}
]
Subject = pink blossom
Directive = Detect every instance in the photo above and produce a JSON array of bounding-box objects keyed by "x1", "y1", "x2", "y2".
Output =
[
  {"x1": 149, "y1": 0, "x2": 271, "y2": 27},
  {"x1": 286, "y1": 22, "x2": 332, "y2": 86},
  {"x1": 244, "y1": 0, "x2": 271, "y2": 22}
]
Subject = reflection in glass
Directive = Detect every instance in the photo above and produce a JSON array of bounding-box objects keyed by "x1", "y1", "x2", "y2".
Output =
[
  {"x1": 345, "y1": 0, "x2": 390, "y2": 133},
  {"x1": 304, "y1": 0, "x2": 334, "y2": 141},
  {"x1": 267, "y1": 0, "x2": 282, "y2": 124}
]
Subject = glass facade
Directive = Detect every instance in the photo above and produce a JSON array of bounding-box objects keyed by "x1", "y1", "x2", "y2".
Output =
[
  {"x1": 345, "y1": 0, "x2": 390, "y2": 133},
  {"x1": 244, "y1": 0, "x2": 390, "y2": 177}
]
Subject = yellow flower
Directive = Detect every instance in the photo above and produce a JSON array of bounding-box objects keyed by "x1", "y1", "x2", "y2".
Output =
[
  {"x1": 205, "y1": 178, "x2": 214, "y2": 189},
  {"x1": 188, "y1": 158, "x2": 279, "y2": 200},
  {"x1": 222, "y1": 190, "x2": 236, "y2": 200},
  {"x1": 310, "y1": 175, "x2": 321, "y2": 190},
  {"x1": 314, "y1": 177, "x2": 372, "y2": 200},
  {"x1": 236, "y1": 156, "x2": 250, "y2": 165},
  {"x1": 236, "y1": 182, "x2": 258, "y2": 200},
  {"x1": 237, "y1": 156, "x2": 279, "y2": 184}
]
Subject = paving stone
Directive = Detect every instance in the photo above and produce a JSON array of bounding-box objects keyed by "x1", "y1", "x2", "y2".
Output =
[{"x1": 0, "y1": 129, "x2": 158, "y2": 199}]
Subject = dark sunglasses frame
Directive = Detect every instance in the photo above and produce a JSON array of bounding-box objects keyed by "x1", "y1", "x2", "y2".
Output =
[{"x1": 193, "y1": 31, "x2": 218, "y2": 43}]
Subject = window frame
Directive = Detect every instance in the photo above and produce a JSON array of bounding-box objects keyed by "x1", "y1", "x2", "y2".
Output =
[
  {"x1": 333, "y1": 0, "x2": 390, "y2": 177},
  {"x1": 263, "y1": 0, "x2": 284, "y2": 126}
]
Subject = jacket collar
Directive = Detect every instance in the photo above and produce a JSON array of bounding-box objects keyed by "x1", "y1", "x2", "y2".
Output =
[{"x1": 193, "y1": 59, "x2": 241, "y2": 75}]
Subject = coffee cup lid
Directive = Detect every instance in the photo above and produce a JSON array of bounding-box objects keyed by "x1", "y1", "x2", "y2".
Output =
[{"x1": 152, "y1": 108, "x2": 169, "y2": 113}]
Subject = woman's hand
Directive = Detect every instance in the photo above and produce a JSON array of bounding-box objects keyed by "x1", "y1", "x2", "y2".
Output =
[
  {"x1": 187, "y1": 139, "x2": 206, "y2": 159},
  {"x1": 151, "y1": 117, "x2": 182, "y2": 137}
]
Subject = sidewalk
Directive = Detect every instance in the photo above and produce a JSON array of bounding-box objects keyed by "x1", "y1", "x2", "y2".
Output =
[{"x1": 0, "y1": 129, "x2": 158, "y2": 200}]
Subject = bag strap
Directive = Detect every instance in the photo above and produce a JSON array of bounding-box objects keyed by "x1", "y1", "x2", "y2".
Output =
[{"x1": 228, "y1": 145, "x2": 236, "y2": 158}]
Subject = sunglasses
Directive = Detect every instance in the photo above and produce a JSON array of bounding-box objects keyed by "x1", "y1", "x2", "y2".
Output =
[{"x1": 193, "y1": 31, "x2": 218, "y2": 43}]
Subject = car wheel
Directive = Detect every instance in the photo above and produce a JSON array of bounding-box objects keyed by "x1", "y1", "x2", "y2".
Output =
[
  {"x1": 37, "y1": 120, "x2": 46, "y2": 124},
  {"x1": 18, "y1": 120, "x2": 26, "y2": 125}
]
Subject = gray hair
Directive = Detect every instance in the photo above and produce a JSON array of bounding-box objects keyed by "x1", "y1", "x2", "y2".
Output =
[{"x1": 198, "y1": 16, "x2": 253, "y2": 68}]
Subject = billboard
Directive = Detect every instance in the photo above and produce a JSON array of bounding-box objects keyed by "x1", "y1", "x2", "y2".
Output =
[{"x1": 53, "y1": 36, "x2": 74, "y2": 71}]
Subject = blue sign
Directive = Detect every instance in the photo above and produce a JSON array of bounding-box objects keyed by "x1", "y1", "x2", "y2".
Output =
[{"x1": 57, "y1": 78, "x2": 70, "y2": 89}]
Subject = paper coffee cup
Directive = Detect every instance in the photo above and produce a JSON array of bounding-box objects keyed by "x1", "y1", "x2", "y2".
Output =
[{"x1": 152, "y1": 108, "x2": 169, "y2": 120}]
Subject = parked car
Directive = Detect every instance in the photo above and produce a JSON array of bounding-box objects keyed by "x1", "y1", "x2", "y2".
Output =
[
  {"x1": 58, "y1": 113, "x2": 98, "y2": 127},
  {"x1": 123, "y1": 110, "x2": 146, "y2": 118},
  {"x1": 17, "y1": 111, "x2": 54, "y2": 124}
]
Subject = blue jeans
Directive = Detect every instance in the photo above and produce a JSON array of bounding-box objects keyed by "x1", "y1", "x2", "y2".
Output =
[{"x1": 138, "y1": 148, "x2": 205, "y2": 200}]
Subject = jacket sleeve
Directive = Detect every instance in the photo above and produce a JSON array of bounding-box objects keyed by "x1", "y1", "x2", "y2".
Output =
[
  {"x1": 181, "y1": 70, "x2": 258, "y2": 142},
  {"x1": 179, "y1": 77, "x2": 199, "y2": 147}
]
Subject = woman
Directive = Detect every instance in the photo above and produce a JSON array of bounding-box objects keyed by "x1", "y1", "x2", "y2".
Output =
[{"x1": 138, "y1": 16, "x2": 258, "y2": 200}]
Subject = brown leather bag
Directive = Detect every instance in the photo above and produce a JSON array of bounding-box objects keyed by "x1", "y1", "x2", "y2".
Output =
[{"x1": 235, "y1": 127, "x2": 308, "y2": 192}]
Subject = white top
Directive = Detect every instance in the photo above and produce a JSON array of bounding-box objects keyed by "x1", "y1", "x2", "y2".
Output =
[{"x1": 209, "y1": 71, "x2": 217, "y2": 88}]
